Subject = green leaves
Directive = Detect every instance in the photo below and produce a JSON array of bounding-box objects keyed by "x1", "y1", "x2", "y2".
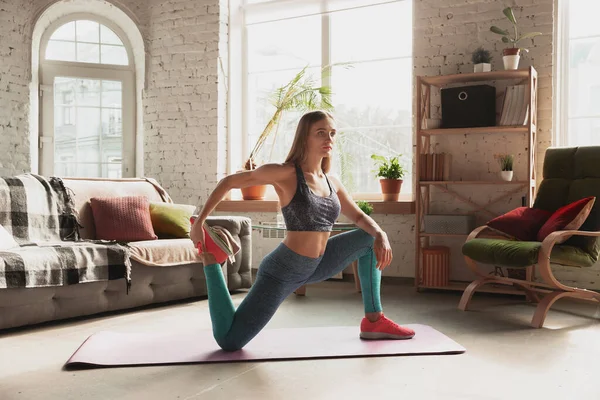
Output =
[
  {"x1": 490, "y1": 26, "x2": 509, "y2": 36},
  {"x1": 489, "y1": 7, "x2": 542, "y2": 52},
  {"x1": 503, "y1": 7, "x2": 517, "y2": 25},
  {"x1": 371, "y1": 154, "x2": 405, "y2": 180}
]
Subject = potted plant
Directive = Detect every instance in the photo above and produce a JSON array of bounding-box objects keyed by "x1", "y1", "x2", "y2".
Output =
[
  {"x1": 490, "y1": 7, "x2": 542, "y2": 70},
  {"x1": 471, "y1": 46, "x2": 493, "y2": 73},
  {"x1": 355, "y1": 200, "x2": 373, "y2": 216},
  {"x1": 371, "y1": 154, "x2": 405, "y2": 201},
  {"x1": 496, "y1": 153, "x2": 514, "y2": 181},
  {"x1": 241, "y1": 66, "x2": 333, "y2": 200}
]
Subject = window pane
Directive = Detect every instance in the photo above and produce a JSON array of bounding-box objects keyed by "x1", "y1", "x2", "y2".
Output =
[
  {"x1": 569, "y1": 0, "x2": 600, "y2": 38},
  {"x1": 100, "y1": 25, "x2": 124, "y2": 45},
  {"x1": 247, "y1": 68, "x2": 321, "y2": 165},
  {"x1": 102, "y1": 108, "x2": 122, "y2": 137},
  {"x1": 46, "y1": 40, "x2": 76, "y2": 61},
  {"x1": 77, "y1": 107, "x2": 101, "y2": 140},
  {"x1": 247, "y1": 16, "x2": 321, "y2": 73},
  {"x1": 50, "y1": 22, "x2": 75, "y2": 41},
  {"x1": 76, "y1": 20, "x2": 99, "y2": 43},
  {"x1": 332, "y1": 127, "x2": 412, "y2": 194},
  {"x1": 77, "y1": 42, "x2": 100, "y2": 63},
  {"x1": 569, "y1": 38, "x2": 600, "y2": 117},
  {"x1": 331, "y1": 1, "x2": 411, "y2": 63},
  {"x1": 332, "y1": 59, "x2": 412, "y2": 127},
  {"x1": 102, "y1": 80, "x2": 122, "y2": 108},
  {"x1": 75, "y1": 79, "x2": 101, "y2": 107},
  {"x1": 568, "y1": 118, "x2": 600, "y2": 146},
  {"x1": 100, "y1": 45, "x2": 128, "y2": 65}
]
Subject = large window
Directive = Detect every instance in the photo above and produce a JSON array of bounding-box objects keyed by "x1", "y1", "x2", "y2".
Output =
[
  {"x1": 243, "y1": 0, "x2": 412, "y2": 197},
  {"x1": 40, "y1": 17, "x2": 135, "y2": 178},
  {"x1": 558, "y1": 0, "x2": 600, "y2": 146}
]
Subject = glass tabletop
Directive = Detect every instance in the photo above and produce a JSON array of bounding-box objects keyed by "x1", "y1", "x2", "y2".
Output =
[{"x1": 251, "y1": 222, "x2": 357, "y2": 231}]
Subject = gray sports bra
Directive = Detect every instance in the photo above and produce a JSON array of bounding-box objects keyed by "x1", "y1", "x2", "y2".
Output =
[{"x1": 281, "y1": 164, "x2": 341, "y2": 232}]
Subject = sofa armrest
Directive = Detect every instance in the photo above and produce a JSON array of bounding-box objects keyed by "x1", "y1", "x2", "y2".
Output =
[{"x1": 205, "y1": 216, "x2": 252, "y2": 290}]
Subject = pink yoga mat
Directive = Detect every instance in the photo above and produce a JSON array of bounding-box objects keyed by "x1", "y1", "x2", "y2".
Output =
[{"x1": 65, "y1": 324, "x2": 464, "y2": 368}]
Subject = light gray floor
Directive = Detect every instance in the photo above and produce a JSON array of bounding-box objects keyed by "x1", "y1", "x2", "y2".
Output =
[{"x1": 1, "y1": 280, "x2": 599, "y2": 400}]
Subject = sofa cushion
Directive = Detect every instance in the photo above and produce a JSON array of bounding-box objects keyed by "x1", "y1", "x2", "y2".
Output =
[
  {"x1": 537, "y1": 197, "x2": 595, "y2": 243},
  {"x1": 90, "y1": 196, "x2": 157, "y2": 242},
  {"x1": 0, "y1": 224, "x2": 18, "y2": 250},
  {"x1": 486, "y1": 207, "x2": 552, "y2": 241},
  {"x1": 127, "y1": 238, "x2": 202, "y2": 267},
  {"x1": 149, "y1": 202, "x2": 196, "y2": 238},
  {"x1": 462, "y1": 238, "x2": 597, "y2": 268}
]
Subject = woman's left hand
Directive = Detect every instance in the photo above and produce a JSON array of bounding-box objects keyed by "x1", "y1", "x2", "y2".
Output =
[{"x1": 373, "y1": 232, "x2": 393, "y2": 270}]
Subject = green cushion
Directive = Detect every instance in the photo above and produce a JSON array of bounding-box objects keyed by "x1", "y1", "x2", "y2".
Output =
[
  {"x1": 462, "y1": 239, "x2": 597, "y2": 268},
  {"x1": 149, "y1": 202, "x2": 196, "y2": 239},
  {"x1": 532, "y1": 146, "x2": 600, "y2": 261}
]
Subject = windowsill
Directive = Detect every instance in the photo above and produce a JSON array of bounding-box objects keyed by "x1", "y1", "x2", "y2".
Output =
[{"x1": 215, "y1": 200, "x2": 415, "y2": 215}]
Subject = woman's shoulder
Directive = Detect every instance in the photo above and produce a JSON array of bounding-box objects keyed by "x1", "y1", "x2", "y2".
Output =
[{"x1": 251, "y1": 163, "x2": 296, "y2": 180}]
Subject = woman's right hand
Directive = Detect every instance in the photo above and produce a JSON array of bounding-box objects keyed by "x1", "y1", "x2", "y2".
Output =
[{"x1": 190, "y1": 217, "x2": 206, "y2": 249}]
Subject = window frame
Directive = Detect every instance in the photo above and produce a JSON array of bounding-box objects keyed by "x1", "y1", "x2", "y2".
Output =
[
  {"x1": 39, "y1": 14, "x2": 136, "y2": 178},
  {"x1": 236, "y1": 0, "x2": 412, "y2": 201}
]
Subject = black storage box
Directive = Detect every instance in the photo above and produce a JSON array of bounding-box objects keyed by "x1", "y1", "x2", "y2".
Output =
[{"x1": 441, "y1": 85, "x2": 496, "y2": 128}]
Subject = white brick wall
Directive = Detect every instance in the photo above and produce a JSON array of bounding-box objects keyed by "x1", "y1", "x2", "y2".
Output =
[
  {"x1": 2, "y1": 0, "x2": 599, "y2": 286},
  {"x1": 145, "y1": 0, "x2": 227, "y2": 205},
  {"x1": 0, "y1": 0, "x2": 34, "y2": 175}
]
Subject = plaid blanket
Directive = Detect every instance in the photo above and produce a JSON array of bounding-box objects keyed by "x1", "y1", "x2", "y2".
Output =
[{"x1": 0, "y1": 174, "x2": 131, "y2": 290}]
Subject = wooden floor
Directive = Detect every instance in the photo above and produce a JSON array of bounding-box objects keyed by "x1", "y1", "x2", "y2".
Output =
[{"x1": 1, "y1": 281, "x2": 599, "y2": 400}]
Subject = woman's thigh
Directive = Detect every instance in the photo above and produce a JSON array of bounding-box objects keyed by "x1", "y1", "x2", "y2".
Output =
[{"x1": 304, "y1": 229, "x2": 374, "y2": 285}]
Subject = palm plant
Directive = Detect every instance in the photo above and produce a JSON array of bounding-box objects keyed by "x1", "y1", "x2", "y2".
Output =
[{"x1": 244, "y1": 65, "x2": 334, "y2": 170}]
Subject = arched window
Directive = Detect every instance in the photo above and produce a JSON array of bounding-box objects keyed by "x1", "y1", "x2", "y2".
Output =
[{"x1": 39, "y1": 17, "x2": 135, "y2": 178}]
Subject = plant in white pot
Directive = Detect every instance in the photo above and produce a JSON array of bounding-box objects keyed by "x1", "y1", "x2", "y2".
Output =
[
  {"x1": 471, "y1": 46, "x2": 492, "y2": 73},
  {"x1": 490, "y1": 7, "x2": 542, "y2": 70},
  {"x1": 496, "y1": 153, "x2": 514, "y2": 181},
  {"x1": 371, "y1": 154, "x2": 405, "y2": 201}
]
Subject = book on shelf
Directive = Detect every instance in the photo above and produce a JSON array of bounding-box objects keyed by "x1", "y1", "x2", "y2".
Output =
[
  {"x1": 419, "y1": 152, "x2": 451, "y2": 181},
  {"x1": 499, "y1": 84, "x2": 529, "y2": 126}
]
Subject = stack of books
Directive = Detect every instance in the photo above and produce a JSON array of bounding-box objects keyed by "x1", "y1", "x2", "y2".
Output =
[
  {"x1": 499, "y1": 85, "x2": 530, "y2": 126},
  {"x1": 420, "y1": 152, "x2": 451, "y2": 181}
]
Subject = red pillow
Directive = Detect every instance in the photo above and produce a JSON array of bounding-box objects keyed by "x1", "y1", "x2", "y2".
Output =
[
  {"x1": 537, "y1": 197, "x2": 596, "y2": 243},
  {"x1": 90, "y1": 196, "x2": 157, "y2": 242},
  {"x1": 486, "y1": 207, "x2": 552, "y2": 241}
]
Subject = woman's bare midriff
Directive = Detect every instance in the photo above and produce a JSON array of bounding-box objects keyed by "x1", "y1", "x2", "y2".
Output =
[{"x1": 282, "y1": 231, "x2": 331, "y2": 258}]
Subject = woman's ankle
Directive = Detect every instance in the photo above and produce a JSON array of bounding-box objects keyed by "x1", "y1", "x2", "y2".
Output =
[{"x1": 365, "y1": 311, "x2": 383, "y2": 323}]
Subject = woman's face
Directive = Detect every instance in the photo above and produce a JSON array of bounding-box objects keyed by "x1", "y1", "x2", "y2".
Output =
[{"x1": 306, "y1": 117, "x2": 337, "y2": 158}]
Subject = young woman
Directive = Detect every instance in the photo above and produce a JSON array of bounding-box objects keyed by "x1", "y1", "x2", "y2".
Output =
[{"x1": 191, "y1": 110, "x2": 415, "y2": 351}]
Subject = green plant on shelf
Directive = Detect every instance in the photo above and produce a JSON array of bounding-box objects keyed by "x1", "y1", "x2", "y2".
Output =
[
  {"x1": 355, "y1": 200, "x2": 373, "y2": 216},
  {"x1": 495, "y1": 153, "x2": 514, "y2": 171}
]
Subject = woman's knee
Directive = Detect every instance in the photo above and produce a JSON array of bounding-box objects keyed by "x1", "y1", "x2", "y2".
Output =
[{"x1": 215, "y1": 335, "x2": 246, "y2": 352}]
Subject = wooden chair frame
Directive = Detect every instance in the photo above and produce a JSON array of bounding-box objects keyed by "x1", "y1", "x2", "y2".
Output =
[{"x1": 459, "y1": 226, "x2": 600, "y2": 328}]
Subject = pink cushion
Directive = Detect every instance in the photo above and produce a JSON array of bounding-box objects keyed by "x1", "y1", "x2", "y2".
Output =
[{"x1": 90, "y1": 196, "x2": 157, "y2": 242}]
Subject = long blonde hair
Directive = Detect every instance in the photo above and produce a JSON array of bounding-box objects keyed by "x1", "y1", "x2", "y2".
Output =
[{"x1": 284, "y1": 110, "x2": 334, "y2": 173}]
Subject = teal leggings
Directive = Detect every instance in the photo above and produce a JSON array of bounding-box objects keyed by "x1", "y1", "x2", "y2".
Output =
[{"x1": 203, "y1": 229, "x2": 382, "y2": 351}]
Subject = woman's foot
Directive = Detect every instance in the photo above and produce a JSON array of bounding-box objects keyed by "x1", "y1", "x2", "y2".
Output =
[{"x1": 360, "y1": 314, "x2": 415, "y2": 340}]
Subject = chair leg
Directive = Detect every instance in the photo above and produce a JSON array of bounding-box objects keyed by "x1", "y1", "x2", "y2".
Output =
[
  {"x1": 294, "y1": 285, "x2": 306, "y2": 296},
  {"x1": 458, "y1": 278, "x2": 491, "y2": 311}
]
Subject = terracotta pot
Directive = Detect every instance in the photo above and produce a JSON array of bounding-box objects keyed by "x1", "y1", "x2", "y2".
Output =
[
  {"x1": 379, "y1": 179, "x2": 402, "y2": 201},
  {"x1": 241, "y1": 184, "x2": 267, "y2": 200},
  {"x1": 503, "y1": 48, "x2": 520, "y2": 56}
]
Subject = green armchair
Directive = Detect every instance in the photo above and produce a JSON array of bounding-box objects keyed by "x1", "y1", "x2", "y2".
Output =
[{"x1": 460, "y1": 146, "x2": 600, "y2": 328}]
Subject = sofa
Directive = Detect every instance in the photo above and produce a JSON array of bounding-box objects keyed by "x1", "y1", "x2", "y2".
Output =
[{"x1": 0, "y1": 176, "x2": 252, "y2": 330}]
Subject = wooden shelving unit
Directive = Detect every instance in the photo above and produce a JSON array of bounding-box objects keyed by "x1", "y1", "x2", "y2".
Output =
[{"x1": 415, "y1": 67, "x2": 538, "y2": 294}]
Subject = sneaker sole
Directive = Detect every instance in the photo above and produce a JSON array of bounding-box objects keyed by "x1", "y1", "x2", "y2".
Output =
[{"x1": 360, "y1": 331, "x2": 415, "y2": 340}]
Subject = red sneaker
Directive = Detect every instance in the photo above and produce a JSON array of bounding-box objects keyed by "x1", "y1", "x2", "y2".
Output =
[{"x1": 360, "y1": 314, "x2": 415, "y2": 340}]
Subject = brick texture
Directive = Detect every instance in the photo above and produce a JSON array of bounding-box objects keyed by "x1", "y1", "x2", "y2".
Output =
[
  {"x1": 145, "y1": 0, "x2": 227, "y2": 205},
  {"x1": 0, "y1": 0, "x2": 34, "y2": 175}
]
